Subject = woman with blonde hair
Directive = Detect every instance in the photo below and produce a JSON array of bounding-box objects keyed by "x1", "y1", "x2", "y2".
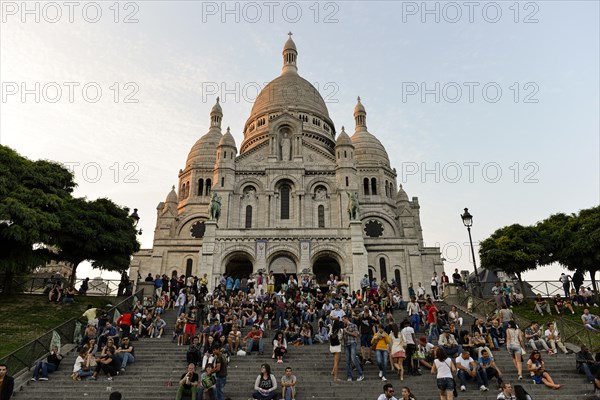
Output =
[{"x1": 389, "y1": 323, "x2": 407, "y2": 381}]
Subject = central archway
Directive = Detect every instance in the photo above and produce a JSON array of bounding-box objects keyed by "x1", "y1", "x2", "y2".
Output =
[
  {"x1": 269, "y1": 255, "x2": 297, "y2": 291},
  {"x1": 225, "y1": 254, "x2": 253, "y2": 279},
  {"x1": 312, "y1": 255, "x2": 341, "y2": 289}
]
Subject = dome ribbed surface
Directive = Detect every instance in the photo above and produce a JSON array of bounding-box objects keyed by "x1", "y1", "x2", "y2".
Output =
[
  {"x1": 351, "y1": 130, "x2": 390, "y2": 166},
  {"x1": 186, "y1": 129, "x2": 222, "y2": 167}
]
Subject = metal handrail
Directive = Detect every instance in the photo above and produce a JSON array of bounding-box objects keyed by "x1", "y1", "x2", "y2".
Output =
[
  {"x1": 0, "y1": 289, "x2": 143, "y2": 378},
  {"x1": 460, "y1": 279, "x2": 598, "y2": 299}
]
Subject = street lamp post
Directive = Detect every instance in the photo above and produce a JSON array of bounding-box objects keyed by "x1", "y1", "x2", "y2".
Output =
[{"x1": 461, "y1": 208, "x2": 481, "y2": 296}]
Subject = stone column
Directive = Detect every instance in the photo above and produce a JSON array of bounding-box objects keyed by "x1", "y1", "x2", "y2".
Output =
[{"x1": 349, "y1": 221, "x2": 368, "y2": 291}]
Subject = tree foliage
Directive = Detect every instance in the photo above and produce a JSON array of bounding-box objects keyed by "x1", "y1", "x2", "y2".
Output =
[
  {"x1": 0, "y1": 145, "x2": 140, "y2": 292},
  {"x1": 53, "y1": 197, "x2": 141, "y2": 284},
  {"x1": 537, "y1": 206, "x2": 600, "y2": 292},
  {"x1": 0, "y1": 146, "x2": 75, "y2": 284}
]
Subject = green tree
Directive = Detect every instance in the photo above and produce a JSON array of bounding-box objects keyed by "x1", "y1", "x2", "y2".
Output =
[
  {"x1": 538, "y1": 206, "x2": 600, "y2": 294},
  {"x1": 0, "y1": 146, "x2": 75, "y2": 294},
  {"x1": 53, "y1": 197, "x2": 141, "y2": 285},
  {"x1": 479, "y1": 224, "x2": 544, "y2": 297}
]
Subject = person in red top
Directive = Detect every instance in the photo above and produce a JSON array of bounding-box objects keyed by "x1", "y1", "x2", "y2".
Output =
[
  {"x1": 116, "y1": 312, "x2": 133, "y2": 338},
  {"x1": 426, "y1": 300, "x2": 439, "y2": 343},
  {"x1": 244, "y1": 325, "x2": 265, "y2": 355}
]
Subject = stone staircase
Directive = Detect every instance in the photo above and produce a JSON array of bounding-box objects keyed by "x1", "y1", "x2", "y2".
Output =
[{"x1": 13, "y1": 306, "x2": 597, "y2": 399}]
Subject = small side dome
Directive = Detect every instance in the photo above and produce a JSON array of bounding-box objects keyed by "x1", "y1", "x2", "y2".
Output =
[
  {"x1": 186, "y1": 130, "x2": 222, "y2": 167},
  {"x1": 218, "y1": 127, "x2": 237, "y2": 148},
  {"x1": 351, "y1": 130, "x2": 390, "y2": 166},
  {"x1": 166, "y1": 185, "x2": 178, "y2": 203},
  {"x1": 335, "y1": 126, "x2": 353, "y2": 147},
  {"x1": 396, "y1": 184, "x2": 409, "y2": 202}
]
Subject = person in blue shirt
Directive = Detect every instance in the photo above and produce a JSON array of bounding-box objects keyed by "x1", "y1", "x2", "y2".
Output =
[{"x1": 478, "y1": 349, "x2": 503, "y2": 390}]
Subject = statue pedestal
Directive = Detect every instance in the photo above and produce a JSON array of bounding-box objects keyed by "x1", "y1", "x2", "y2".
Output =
[
  {"x1": 199, "y1": 221, "x2": 218, "y2": 290},
  {"x1": 349, "y1": 221, "x2": 368, "y2": 292}
]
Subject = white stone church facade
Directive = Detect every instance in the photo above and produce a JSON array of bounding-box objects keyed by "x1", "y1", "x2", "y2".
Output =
[{"x1": 130, "y1": 34, "x2": 442, "y2": 294}]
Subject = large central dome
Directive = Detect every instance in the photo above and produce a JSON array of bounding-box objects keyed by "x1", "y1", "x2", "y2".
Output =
[
  {"x1": 241, "y1": 33, "x2": 335, "y2": 154},
  {"x1": 248, "y1": 73, "x2": 331, "y2": 122}
]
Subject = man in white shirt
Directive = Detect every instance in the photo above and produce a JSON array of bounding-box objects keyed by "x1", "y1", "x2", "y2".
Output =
[
  {"x1": 330, "y1": 302, "x2": 345, "y2": 321},
  {"x1": 416, "y1": 283, "x2": 426, "y2": 297},
  {"x1": 455, "y1": 350, "x2": 486, "y2": 391},
  {"x1": 376, "y1": 383, "x2": 398, "y2": 400}
]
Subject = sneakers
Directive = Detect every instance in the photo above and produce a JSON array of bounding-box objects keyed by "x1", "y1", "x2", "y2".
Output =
[
  {"x1": 157, "y1": 335, "x2": 161, "y2": 338},
  {"x1": 347, "y1": 378, "x2": 352, "y2": 382},
  {"x1": 38, "y1": 377, "x2": 48, "y2": 381},
  {"x1": 479, "y1": 385, "x2": 488, "y2": 391},
  {"x1": 120, "y1": 368, "x2": 126, "y2": 372},
  {"x1": 518, "y1": 375, "x2": 523, "y2": 380},
  {"x1": 31, "y1": 378, "x2": 37, "y2": 381},
  {"x1": 381, "y1": 376, "x2": 387, "y2": 382},
  {"x1": 357, "y1": 376, "x2": 365, "y2": 382},
  {"x1": 365, "y1": 359, "x2": 373, "y2": 364},
  {"x1": 460, "y1": 385, "x2": 466, "y2": 392},
  {"x1": 277, "y1": 359, "x2": 283, "y2": 364},
  {"x1": 107, "y1": 377, "x2": 113, "y2": 381},
  {"x1": 379, "y1": 371, "x2": 383, "y2": 378}
]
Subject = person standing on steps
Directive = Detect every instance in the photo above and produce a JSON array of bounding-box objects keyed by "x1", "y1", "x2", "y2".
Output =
[
  {"x1": 330, "y1": 320, "x2": 343, "y2": 382},
  {"x1": 431, "y1": 347, "x2": 456, "y2": 400},
  {"x1": 371, "y1": 324, "x2": 391, "y2": 382},
  {"x1": 342, "y1": 314, "x2": 364, "y2": 382},
  {"x1": 431, "y1": 272, "x2": 439, "y2": 300},
  {"x1": 213, "y1": 347, "x2": 228, "y2": 400},
  {"x1": 505, "y1": 321, "x2": 525, "y2": 380}
]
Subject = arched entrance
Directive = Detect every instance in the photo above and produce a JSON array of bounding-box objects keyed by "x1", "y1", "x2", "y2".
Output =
[
  {"x1": 312, "y1": 255, "x2": 341, "y2": 289},
  {"x1": 269, "y1": 255, "x2": 297, "y2": 291},
  {"x1": 225, "y1": 255, "x2": 253, "y2": 279}
]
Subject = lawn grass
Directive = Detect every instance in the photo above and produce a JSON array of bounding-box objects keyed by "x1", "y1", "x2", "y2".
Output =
[{"x1": 0, "y1": 294, "x2": 114, "y2": 358}]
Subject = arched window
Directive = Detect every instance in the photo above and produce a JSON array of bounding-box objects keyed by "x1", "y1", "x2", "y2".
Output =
[
  {"x1": 280, "y1": 184, "x2": 290, "y2": 219},
  {"x1": 185, "y1": 259, "x2": 193, "y2": 277},
  {"x1": 198, "y1": 179, "x2": 204, "y2": 196},
  {"x1": 394, "y1": 269, "x2": 402, "y2": 295},
  {"x1": 368, "y1": 266, "x2": 374, "y2": 283},
  {"x1": 245, "y1": 205, "x2": 252, "y2": 228},
  {"x1": 371, "y1": 178, "x2": 377, "y2": 195},
  {"x1": 224, "y1": 151, "x2": 227, "y2": 159},
  {"x1": 206, "y1": 179, "x2": 212, "y2": 195},
  {"x1": 221, "y1": 177, "x2": 225, "y2": 187},
  {"x1": 318, "y1": 205, "x2": 325, "y2": 228},
  {"x1": 345, "y1": 176, "x2": 349, "y2": 187},
  {"x1": 344, "y1": 150, "x2": 347, "y2": 158},
  {"x1": 379, "y1": 257, "x2": 387, "y2": 280},
  {"x1": 385, "y1": 181, "x2": 389, "y2": 197},
  {"x1": 363, "y1": 178, "x2": 370, "y2": 195}
]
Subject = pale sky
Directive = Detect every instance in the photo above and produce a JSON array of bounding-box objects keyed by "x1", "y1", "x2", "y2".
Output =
[{"x1": 2, "y1": 1, "x2": 598, "y2": 284}]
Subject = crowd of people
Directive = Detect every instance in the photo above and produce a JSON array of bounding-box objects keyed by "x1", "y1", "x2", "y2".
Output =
[{"x1": 16, "y1": 268, "x2": 600, "y2": 400}]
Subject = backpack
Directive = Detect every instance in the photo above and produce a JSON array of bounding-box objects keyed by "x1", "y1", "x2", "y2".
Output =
[{"x1": 330, "y1": 333, "x2": 340, "y2": 346}]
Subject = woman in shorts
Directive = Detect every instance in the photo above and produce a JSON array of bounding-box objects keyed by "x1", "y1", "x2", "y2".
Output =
[
  {"x1": 329, "y1": 320, "x2": 343, "y2": 382},
  {"x1": 505, "y1": 320, "x2": 525, "y2": 380},
  {"x1": 431, "y1": 347, "x2": 456, "y2": 400}
]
